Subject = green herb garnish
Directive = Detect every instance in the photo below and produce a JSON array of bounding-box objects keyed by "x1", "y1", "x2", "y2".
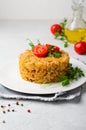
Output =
[
  {"x1": 26, "y1": 39, "x2": 35, "y2": 48},
  {"x1": 61, "y1": 78, "x2": 70, "y2": 86},
  {"x1": 27, "y1": 39, "x2": 62, "y2": 58},
  {"x1": 60, "y1": 63, "x2": 85, "y2": 86},
  {"x1": 47, "y1": 45, "x2": 62, "y2": 58},
  {"x1": 64, "y1": 41, "x2": 68, "y2": 47},
  {"x1": 53, "y1": 52, "x2": 62, "y2": 58},
  {"x1": 37, "y1": 39, "x2": 41, "y2": 45},
  {"x1": 60, "y1": 18, "x2": 67, "y2": 29},
  {"x1": 47, "y1": 51, "x2": 61, "y2": 58},
  {"x1": 54, "y1": 18, "x2": 69, "y2": 48},
  {"x1": 29, "y1": 42, "x2": 34, "y2": 48}
]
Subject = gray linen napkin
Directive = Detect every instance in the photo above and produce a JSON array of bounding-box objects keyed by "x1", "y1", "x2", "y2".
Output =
[{"x1": 0, "y1": 84, "x2": 85, "y2": 102}]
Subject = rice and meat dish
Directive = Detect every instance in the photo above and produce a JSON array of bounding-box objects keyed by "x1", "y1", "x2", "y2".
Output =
[{"x1": 19, "y1": 48, "x2": 69, "y2": 83}]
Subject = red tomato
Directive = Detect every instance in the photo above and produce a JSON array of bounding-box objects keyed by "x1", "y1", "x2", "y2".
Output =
[
  {"x1": 50, "y1": 24, "x2": 62, "y2": 35},
  {"x1": 32, "y1": 45, "x2": 48, "y2": 57},
  {"x1": 46, "y1": 43, "x2": 52, "y2": 48},
  {"x1": 46, "y1": 43, "x2": 60, "y2": 52},
  {"x1": 53, "y1": 46, "x2": 60, "y2": 52},
  {"x1": 74, "y1": 42, "x2": 86, "y2": 55}
]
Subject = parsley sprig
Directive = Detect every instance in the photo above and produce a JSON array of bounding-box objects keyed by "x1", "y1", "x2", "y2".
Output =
[
  {"x1": 47, "y1": 51, "x2": 61, "y2": 58},
  {"x1": 26, "y1": 39, "x2": 35, "y2": 48},
  {"x1": 54, "y1": 18, "x2": 69, "y2": 48},
  {"x1": 60, "y1": 63, "x2": 85, "y2": 86},
  {"x1": 26, "y1": 39, "x2": 41, "y2": 48},
  {"x1": 47, "y1": 45, "x2": 62, "y2": 58}
]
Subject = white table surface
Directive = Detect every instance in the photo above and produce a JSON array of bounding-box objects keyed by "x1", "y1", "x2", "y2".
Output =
[{"x1": 0, "y1": 20, "x2": 86, "y2": 130}]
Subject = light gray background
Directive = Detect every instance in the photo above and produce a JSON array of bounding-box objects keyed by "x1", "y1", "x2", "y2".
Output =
[
  {"x1": 0, "y1": 20, "x2": 86, "y2": 130},
  {"x1": 0, "y1": 0, "x2": 86, "y2": 20},
  {"x1": 0, "y1": 1, "x2": 86, "y2": 130}
]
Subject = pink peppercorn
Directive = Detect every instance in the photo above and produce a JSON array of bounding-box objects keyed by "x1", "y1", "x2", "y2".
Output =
[{"x1": 27, "y1": 109, "x2": 31, "y2": 113}]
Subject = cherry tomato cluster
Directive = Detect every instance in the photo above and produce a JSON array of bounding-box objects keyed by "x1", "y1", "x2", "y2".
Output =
[
  {"x1": 50, "y1": 23, "x2": 86, "y2": 55},
  {"x1": 32, "y1": 44, "x2": 60, "y2": 57}
]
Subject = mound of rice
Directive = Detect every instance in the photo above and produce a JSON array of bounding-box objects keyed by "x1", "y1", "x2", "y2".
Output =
[{"x1": 19, "y1": 50, "x2": 69, "y2": 83}]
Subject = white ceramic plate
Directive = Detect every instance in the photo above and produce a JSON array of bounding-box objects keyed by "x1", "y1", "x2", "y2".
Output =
[{"x1": 0, "y1": 58, "x2": 86, "y2": 94}]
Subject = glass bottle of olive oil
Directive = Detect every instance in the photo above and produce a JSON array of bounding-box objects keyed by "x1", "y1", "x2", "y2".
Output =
[{"x1": 65, "y1": 0, "x2": 86, "y2": 43}]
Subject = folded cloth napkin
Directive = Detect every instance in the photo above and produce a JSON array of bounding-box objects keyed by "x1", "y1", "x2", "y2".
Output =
[{"x1": 0, "y1": 83, "x2": 85, "y2": 102}]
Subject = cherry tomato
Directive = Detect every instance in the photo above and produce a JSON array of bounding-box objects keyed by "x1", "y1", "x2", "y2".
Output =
[
  {"x1": 74, "y1": 42, "x2": 86, "y2": 55},
  {"x1": 53, "y1": 46, "x2": 60, "y2": 52},
  {"x1": 46, "y1": 43, "x2": 60, "y2": 52},
  {"x1": 32, "y1": 45, "x2": 48, "y2": 57},
  {"x1": 46, "y1": 43, "x2": 52, "y2": 48},
  {"x1": 50, "y1": 24, "x2": 62, "y2": 35}
]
